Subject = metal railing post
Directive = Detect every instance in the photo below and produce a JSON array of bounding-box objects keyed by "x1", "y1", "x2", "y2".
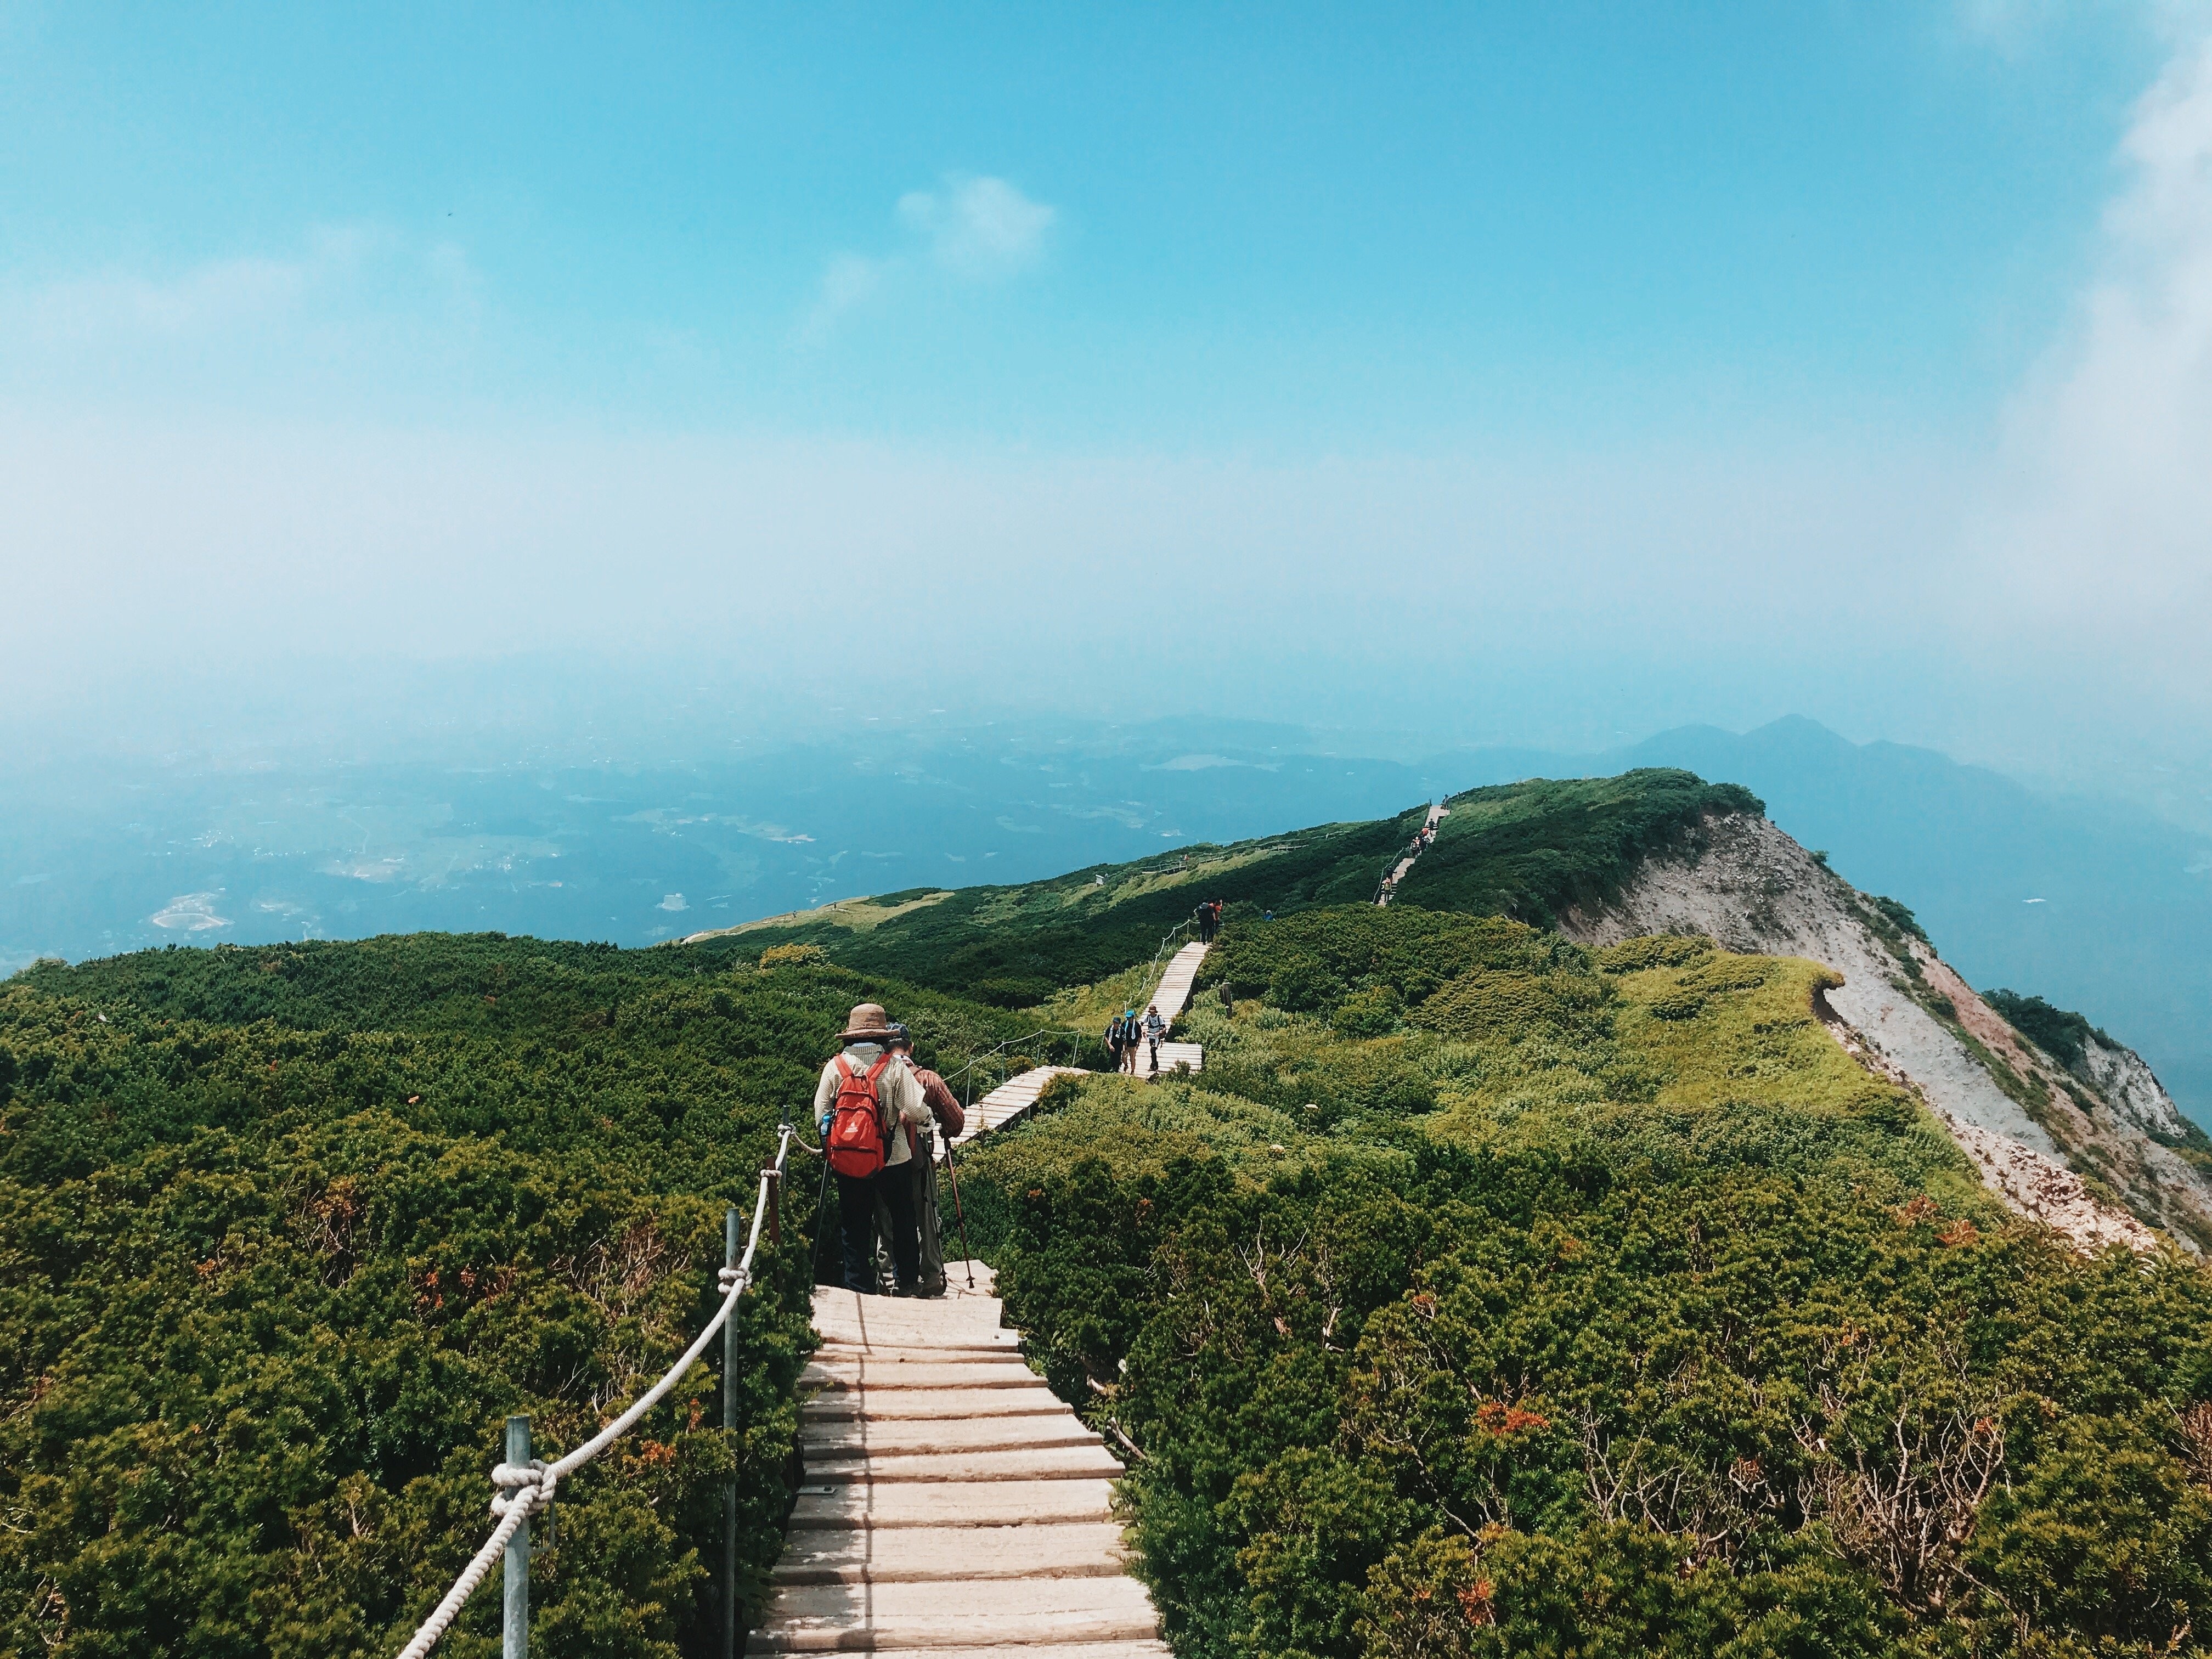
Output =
[
  {"x1": 503, "y1": 1415, "x2": 530, "y2": 1659},
  {"x1": 723, "y1": 1204, "x2": 741, "y2": 1659}
]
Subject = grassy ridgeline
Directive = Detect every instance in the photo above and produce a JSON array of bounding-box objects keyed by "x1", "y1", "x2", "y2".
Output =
[
  {"x1": 959, "y1": 907, "x2": 2212, "y2": 1659},
  {"x1": 699, "y1": 771, "x2": 1753, "y2": 1007}
]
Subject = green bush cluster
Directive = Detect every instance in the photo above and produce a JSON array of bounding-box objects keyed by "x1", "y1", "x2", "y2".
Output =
[
  {"x1": 13, "y1": 763, "x2": 2211, "y2": 1658},
  {"x1": 996, "y1": 1143, "x2": 2212, "y2": 1659},
  {"x1": 958, "y1": 890, "x2": 2212, "y2": 1657},
  {"x1": 0, "y1": 940, "x2": 1035, "y2": 1658},
  {"x1": 1986, "y1": 989, "x2": 2110, "y2": 1075}
]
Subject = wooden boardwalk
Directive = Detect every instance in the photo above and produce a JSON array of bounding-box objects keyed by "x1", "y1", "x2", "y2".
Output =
[
  {"x1": 949, "y1": 943, "x2": 1214, "y2": 1148},
  {"x1": 950, "y1": 1066, "x2": 1087, "y2": 1148},
  {"x1": 1149, "y1": 942, "x2": 1209, "y2": 1020},
  {"x1": 1377, "y1": 802, "x2": 1449, "y2": 907},
  {"x1": 749, "y1": 1266, "x2": 1165, "y2": 1656}
]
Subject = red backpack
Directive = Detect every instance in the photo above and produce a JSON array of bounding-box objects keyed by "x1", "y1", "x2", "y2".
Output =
[{"x1": 826, "y1": 1054, "x2": 895, "y2": 1177}]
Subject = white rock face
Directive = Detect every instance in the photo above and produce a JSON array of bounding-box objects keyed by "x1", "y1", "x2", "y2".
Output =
[
  {"x1": 1561, "y1": 810, "x2": 2211, "y2": 1253},
  {"x1": 2080, "y1": 1034, "x2": 2192, "y2": 1143}
]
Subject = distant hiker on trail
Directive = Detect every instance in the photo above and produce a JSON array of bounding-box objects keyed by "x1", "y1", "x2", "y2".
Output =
[
  {"x1": 1143, "y1": 1004, "x2": 1167, "y2": 1074},
  {"x1": 1105, "y1": 1011, "x2": 1129, "y2": 1074},
  {"x1": 1119, "y1": 1008, "x2": 1144, "y2": 1074},
  {"x1": 887, "y1": 1024, "x2": 964, "y2": 1299},
  {"x1": 1194, "y1": 898, "x2": 1221, "y2": 944},
  {"x1": 815, "y1": 1003, "x2": 932, "y2": 1296}
]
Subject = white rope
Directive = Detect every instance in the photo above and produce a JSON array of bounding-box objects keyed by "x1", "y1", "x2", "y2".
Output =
[
  {"x1": 394, "y1": 1486, "x2": 544, "y2": 1659},
  {"x1": 392, "y1": 1124, "x2": 795, "y2": 1658}
]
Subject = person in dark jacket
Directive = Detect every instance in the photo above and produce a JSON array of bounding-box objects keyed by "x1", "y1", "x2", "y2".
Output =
[{"x1": 886, "y1": 1025, "x2": 964, "y2": 1295}]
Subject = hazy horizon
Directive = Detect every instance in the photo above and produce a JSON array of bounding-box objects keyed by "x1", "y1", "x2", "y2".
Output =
[{"x1": 5, "y1": 5, "x2": 2212, "y2": 811}]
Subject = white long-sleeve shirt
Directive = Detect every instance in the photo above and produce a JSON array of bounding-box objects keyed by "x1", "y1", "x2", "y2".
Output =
[{"x1": 814, "y1": 1043, "x2": 931, "y2": 1166}]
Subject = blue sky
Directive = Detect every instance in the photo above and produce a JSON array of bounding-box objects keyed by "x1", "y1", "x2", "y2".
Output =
[{"x1": 4, "y1": 3, "x2": 2209, "y2": 794}]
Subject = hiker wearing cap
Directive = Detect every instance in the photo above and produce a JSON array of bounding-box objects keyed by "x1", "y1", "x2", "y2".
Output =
[
  {"x1": 815, "y1": 1003, "x2": 932, "y2": 1295},
  {"x1": 1142, "y1": 1003, "x2": 1167, "y2": 1074},
  {"x1": 886, "y1": 1024, "x2": 966, "y2": 1298}
]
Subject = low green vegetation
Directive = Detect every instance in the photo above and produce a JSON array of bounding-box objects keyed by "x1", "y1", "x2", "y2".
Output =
[
  {"x1": 962, "y1": 902, "x2": 2212, "y2": 1659},
  {"x1": 8, "y1": 769, "x2": 2211, "y2": 1659},
  {"x1": 0, "y1": 939, "x2": 1038, "y2": 1658},
  {"x1": 1395, "y1": 770, "x2": 1763, "y2": 926},
  {"x1": 1987, "y1": 988, "x2": 2111, "y2": 1074}
]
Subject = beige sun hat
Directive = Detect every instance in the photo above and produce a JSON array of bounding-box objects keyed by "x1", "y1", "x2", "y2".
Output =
[{"x1": 840, "y1": 1002, "x2": 896, "y2": 1042}]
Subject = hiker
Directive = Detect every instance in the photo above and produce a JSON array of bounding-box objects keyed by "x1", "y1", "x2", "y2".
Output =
[
  {"x1": 815, "y1": 1002, "x2": 932, "y2": 1296},
  {"x1": 1105, "y1": 1010, "x2": 1129, "y2": 1073},
  {"x1": 887, "y1": 1025, "x2": 966, "y2": 1297},
  {"x1": 1143, "y1": 1003, "x2": 1167, "y2": 1074},
  {"x1": 1120, "y1": 1008, "x2": 1143, "y2": 1074}
]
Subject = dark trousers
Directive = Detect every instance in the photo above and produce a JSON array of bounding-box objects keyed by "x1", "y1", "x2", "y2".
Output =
[{"x1": 836, "y1": 1165, "x2": 920, "y2": 1295}]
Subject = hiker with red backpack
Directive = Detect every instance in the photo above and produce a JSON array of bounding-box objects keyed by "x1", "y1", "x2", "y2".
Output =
[{"x1": 814, "y1": 1002, "x2": 933, "y2": 1296}]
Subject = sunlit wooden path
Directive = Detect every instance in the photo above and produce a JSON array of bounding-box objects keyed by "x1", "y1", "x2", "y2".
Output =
[
  {"x1": 950, "y1": 943, "x2": 1211, "y2": 1149},
  {"x1": 748, "y1": 1267, "x2": 1166, "y2": 1656},
  {"x1": 1377, "y1": 802, "x2": 1449, "y2": 906},
  {"x1": 749, "y1": 941, "x2": 1218, "y2": 1649}
]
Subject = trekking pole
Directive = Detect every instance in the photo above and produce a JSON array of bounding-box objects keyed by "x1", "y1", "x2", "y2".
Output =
[
  {"x1": 939, "y1": 1135, "x2": 976, "y2": 1290},
  {"x1": 810, "y1": 1153, "x2": 833, "y2": 1286}
]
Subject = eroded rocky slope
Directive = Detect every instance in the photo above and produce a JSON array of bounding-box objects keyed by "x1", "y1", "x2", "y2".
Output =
[{"x1": 1562, "y1": 809, "x2": 2212, "y2": 1251}]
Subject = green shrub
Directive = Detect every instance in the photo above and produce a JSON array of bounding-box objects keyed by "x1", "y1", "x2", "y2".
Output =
[
  {"x1": 1331, "y1": 987, "x2": 1404, "y2": 1040},
  {"x1": 1986, "y1": 988, "x2": 2111, "y2": 1073}
]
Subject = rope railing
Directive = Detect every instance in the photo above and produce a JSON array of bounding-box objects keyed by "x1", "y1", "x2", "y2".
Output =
[
  {"x1": 395, "y1": 1122, "x2": 802, "y2": 1659},
  {"x1": 940, "y1": 1025, "x2": 1085, "y2": 1088}
]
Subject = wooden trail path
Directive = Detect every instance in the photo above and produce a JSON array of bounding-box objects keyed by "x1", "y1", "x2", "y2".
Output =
[
  {"x1": 1376, "y1": 802, "x2": 1449, "y2": 907},
  {"x1": 951, "y1": 941, "x2": 1212, "y2": 1149},
  {"x1": 752, "y1": 941, "x2": 1221, "y2": 1648},
  {"x1": 748, "y1": 1266, "x2": 1166, "y2": 1656}
]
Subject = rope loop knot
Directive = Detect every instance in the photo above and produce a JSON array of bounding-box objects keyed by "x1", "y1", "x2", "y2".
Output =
[{"x1": 489, "y1": 1458, "x2": 555, "y2": 1518}]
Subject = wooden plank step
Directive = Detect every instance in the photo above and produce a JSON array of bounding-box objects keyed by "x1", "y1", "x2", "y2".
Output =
[
  {"x1": 1143, "y1": 1041, "x2": 1203, "y2": 1074},
  {"x1": 802, "y1": 1388, "x2": 1070, "y2": 1424},
  {"x1": 803, "y1": 1416, "x2": 1101, "y2": 1458},
  {"x1": 812, "y1": 1306, "x2": 1009, "y2": 1345},
  {"x1": 854, "y1": 1647, "x2": 1169, "y2": 1659},
  {"x1": 805, "y1": 1444, "x2": 1123, "y2": 1485},
  {"x1": 803, "y1": 1361, "x2": 1051, "y2": 1393},
  {"x1": 772, "y1": 1521, "x2": 1130, "y2": 1586},
  {"x1": 788, "y1": 1477, "x2": 1116, "y2": 1531},
  {"x1": 815, "y1": 1339, "x2": 1024, "y2": 1362},
  {"x1": 810, "y1": 1347, "x2": 1031, "y2": 1371},
  {"x1": 748, "y1": 1574, "x2": 1158, "y2": 1652}
]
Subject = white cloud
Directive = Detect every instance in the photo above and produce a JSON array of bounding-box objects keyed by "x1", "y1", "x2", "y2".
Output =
[
  {"x1": 800, "y1": 251, "x2": 895, "y2": 340},
  {"x1": 895, "y1": 175, "x2": 1056, "y2": 279},
  {"x1": 10, "y1": 224, "x2": 402, "y2": 343},
  {"x1": 1961, "y1": 29, "x2": 2212, "y2": 713},
  {"x1": 802, "y1": 173, "x2": 1056, "y2": 339}
]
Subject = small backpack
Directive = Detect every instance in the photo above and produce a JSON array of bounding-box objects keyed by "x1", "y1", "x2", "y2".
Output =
[{"x1": 826, "y1": 1054, "x2": 895, "y2": 1177}]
